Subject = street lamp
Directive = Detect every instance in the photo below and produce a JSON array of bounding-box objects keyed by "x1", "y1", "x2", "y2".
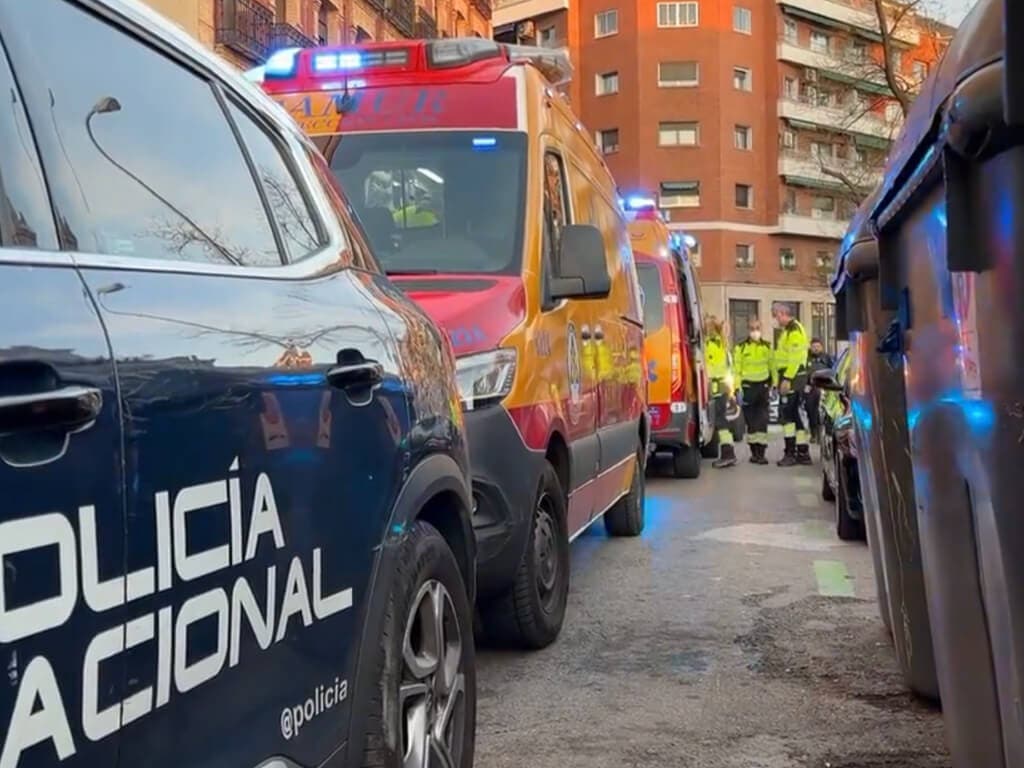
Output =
[{"x1": 85, "y1": 96, "x2": 241, "y2": 266}]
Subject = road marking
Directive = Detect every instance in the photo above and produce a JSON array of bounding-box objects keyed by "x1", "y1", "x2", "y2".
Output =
[
  {"x1": 814, "y1": 560, "x2": 855, "y2": 598},
  {"x1": 696, "y1": 522, "x2": 844, "y2": 552},
  {"x1": 796, "y1": 492, "x2": 819, "y2": 508}
]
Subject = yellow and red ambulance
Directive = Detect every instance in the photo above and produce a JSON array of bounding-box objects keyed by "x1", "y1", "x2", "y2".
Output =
[{"x1": 250, "y1": 39, "x2": 648, "y2": 649}]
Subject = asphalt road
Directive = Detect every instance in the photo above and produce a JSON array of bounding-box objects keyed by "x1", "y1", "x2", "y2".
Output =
[{"x1": 476, "y1": 438, "x2": 950, "y2": 768}]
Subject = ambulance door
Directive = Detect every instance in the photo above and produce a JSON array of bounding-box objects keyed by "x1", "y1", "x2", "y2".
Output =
[
  {"x1": 0, "y1": 31, "x2": 126, "y2": 766},
  {"x1": 543, "y1": 148, "x2": 598, "y2": 536},
  {"x1": 678, "y1": 256, "x2": 713, "y2": 444}
]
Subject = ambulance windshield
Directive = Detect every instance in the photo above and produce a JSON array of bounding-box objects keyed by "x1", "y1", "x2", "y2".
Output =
[{"x1": 325, "y1": 131, "x2": 527, "y2": 275}]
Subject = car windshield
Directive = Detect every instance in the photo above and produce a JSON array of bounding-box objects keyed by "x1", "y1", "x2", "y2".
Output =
[
  {"x1": 325, "y1": 131, "x2": 527, "y2": 275},
  {"x1": 636, "y1": 262, "x2": 664, "y2": 335}
]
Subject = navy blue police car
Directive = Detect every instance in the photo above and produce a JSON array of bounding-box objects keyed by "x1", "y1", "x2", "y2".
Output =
[{"x1": 0, "y1": 1, "x2": 476, "y2": 766}]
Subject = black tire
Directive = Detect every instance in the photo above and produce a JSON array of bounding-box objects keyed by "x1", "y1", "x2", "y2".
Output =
[
  {"x1": 700, "y1": 430, "x2": 720, "y2": 458},
  {"x1": 821, "y1": 467, "x2": 836, "y2": 502},
  {"x1": 360, "y1": 521, "x2": 476, "y2": 768},
  {"x1": 671, "y1": 444, "x2": 701, "y2": 478},
  {"x1": 604, "y1": 450, "x2": 646, "y2": 537},
  {"x1": 836, "y1": 458, "x2": 865, "y2": 542},
  {"x1": 481, "y1": 462, "x2": 569, "y2": 650}
]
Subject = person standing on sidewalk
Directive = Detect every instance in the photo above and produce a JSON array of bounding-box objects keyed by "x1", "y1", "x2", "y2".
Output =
[
  {"x1": 734, "y1": 318, "x2": 774, "y2": 465},
  {"x1": 705, "y1": 316, "x2": 737, "y2": 469},
  {"x1": 772, "y1": 303, "x2": 811, "y2": 466}
]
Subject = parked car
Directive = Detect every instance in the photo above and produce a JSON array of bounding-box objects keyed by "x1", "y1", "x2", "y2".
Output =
[
  {"x1": 255, "y1": 39, "x2": 650, "y2": 651},
  {"x1": 0, "y1": 2, "x2": 476, "y2": 767},
  {"x1": 628, "y1": 200, "x2": 713, "y2": 478},
  {"x1": 811, "y1": 350, "x2": 864, "y2": 541}
]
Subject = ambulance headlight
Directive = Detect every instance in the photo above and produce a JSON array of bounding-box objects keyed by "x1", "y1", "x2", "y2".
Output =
[{"x1": 455, "y1": 349, "x2": 517, "y2": 410}]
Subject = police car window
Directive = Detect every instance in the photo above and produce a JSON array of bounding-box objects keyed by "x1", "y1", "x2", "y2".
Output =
[
  {"x1": 328, "y1": 131, "x2": 527, "y2": 275},
  {"x1": 225, "y1": 100, "x2": 322, "y2": 262},
  {"x1": 5, "y1": 0, "x2": 282, "y2": 266}
]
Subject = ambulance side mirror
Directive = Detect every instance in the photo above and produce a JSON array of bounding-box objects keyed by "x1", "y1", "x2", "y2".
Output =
[
  {"x1": 810, "y1": 368, "x2": 843, "y2": 392},
  {"x1": 550, "y1": 224, "x2": 611, "y2": 301}
]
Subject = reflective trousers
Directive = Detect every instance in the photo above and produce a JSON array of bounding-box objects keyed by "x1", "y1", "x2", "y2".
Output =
[
  {"x1": 741, "y1": 379, "x2": 771, "y2": 445},
  {"x1": 711, "y1": 388, "x2": 734, "y2": 447},
  {"x1": 779, "y1": 372, "x2": 809, "y2": 445}
]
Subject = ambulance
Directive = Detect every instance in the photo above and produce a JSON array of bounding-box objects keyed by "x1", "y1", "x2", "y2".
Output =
[
  {"x1": 624, "y1": 198, "x2": 713, "y2": 477},
  {"x1": 250, "y1": 39, "x2": 649, "y2": 650}
]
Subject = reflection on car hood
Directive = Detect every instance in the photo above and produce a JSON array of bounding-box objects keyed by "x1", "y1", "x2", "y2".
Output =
[{"x1": 391, "y1": 274, "x2": 527, "y2": 357}]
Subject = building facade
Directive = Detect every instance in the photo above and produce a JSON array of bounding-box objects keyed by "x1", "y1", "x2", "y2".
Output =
[
  {"x1": 145, "y1": 0, "x2": 493, "y2": 71},
  {"x1": 494, "y1": 0, "x2": 948, "y2": 349}
]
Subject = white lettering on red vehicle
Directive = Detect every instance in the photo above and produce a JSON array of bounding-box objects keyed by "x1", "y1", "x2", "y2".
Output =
[{"x1": 0, "y1": 459, "x2": 353, "y2": 768}]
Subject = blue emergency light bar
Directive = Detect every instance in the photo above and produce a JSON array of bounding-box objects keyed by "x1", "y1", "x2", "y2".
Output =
[{"x1": 625, "y1": 195, "x2": 657, "y2": 210}]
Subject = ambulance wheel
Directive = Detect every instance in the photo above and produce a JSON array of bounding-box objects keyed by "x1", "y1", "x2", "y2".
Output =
[
  {"x1": 701, "y1": 431, "x2": 720, "y2": 458},
  {"x1": 360, "y1": 521, "x2": 476, "y2": 768},
  {"x1": 482, "y1": 462, "x2": 569, "y2": 650},
  {"x1": 605, "y1": 449, "x2": 646, "y2": 537},
  {"x1": 672, "y1": 444, "x2": 702, "y2": 479}
]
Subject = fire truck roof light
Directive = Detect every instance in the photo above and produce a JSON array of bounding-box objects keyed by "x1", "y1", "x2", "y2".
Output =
[
  {"x1": 625, "y1": 196, "x2": 657, "y2": 210},
  {"x1": 427, "y1": 38, "x2": 503, "y2": 68},
  {"x1": 472, "y1": 136, "x2": 497, "y2": 150},
  {"x1": 264, "y1": 47, "x2": 302, "y2": 78}
]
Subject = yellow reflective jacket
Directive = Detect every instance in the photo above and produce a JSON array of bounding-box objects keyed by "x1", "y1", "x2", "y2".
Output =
[
  {"x1": 774, "y1": 319, "x2": 809, "y2": 381},
  {"x1": 734, "y1": 338, "x2": 775, "y2": 385},
  {"x1": 706, "y1": 335, "x2": 730, "y2": 381},
  {"x1": 393, "y1": 204, "x2": 438, "y2": 228}
]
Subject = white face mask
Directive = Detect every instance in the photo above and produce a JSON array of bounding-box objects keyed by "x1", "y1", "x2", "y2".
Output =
[{"x1": 750, "y1": 330, "x2": 762, "y2": 341}]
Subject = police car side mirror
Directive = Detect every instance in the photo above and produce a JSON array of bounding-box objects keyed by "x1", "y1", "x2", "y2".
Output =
[
  {"x1": 810, "y1": 368, "x2": 843, "y2": 392},
  {"x1": 550, "y1": 224, "x2": 611, "y2": 301}
]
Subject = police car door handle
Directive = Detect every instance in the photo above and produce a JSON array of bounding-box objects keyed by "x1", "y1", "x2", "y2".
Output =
[
  {"x1": 0, "y1": 385, "x2": 103, "y2": 436},
  {"x1": 326, "y1": 361, "x2": 383, "y2": 390}
]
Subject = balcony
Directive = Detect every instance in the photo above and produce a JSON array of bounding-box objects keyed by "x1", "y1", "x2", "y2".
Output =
[
  {"x1": 215, "y1": 0, "x2": 274, "y2": 63},
  {"x1": 778, "y1": 96, "x2": 899, "y2": 140},
  {"x1": 779, "y1": 150, "x2": 882, "y2": 189},
  {"x1": 415, "y1": 7, "x2": 438, "y2": 38},
  {"x1": 269, "y1": 23, "x2": 317, "y2": 51},
  {"x1": 778, "y1": 212, "x2": 850, "y2": 239},
  {"x1": 776, "y1": 0, "x2": 920, "y2": 46},
  {"x1": 776, "y1": 38, "x2": 889, "y2": 89},
  {"x1": 493, "y1": 0, "x2": 569, "y2": 26},
  {"x1": 387, "y1": 0, "x2": 416, "y2": 36},
  {"x1": 366, "y1": 0, "x2": 386, "y2": 11}
]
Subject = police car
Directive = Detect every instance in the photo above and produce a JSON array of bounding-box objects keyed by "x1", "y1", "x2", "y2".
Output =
[{"x1": 0, "y1": 1, "x2": 477, "y2": 767}]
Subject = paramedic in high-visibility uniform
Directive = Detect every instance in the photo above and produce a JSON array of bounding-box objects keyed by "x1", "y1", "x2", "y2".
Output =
[
  {"x1": 705, "y1": 316, "x2": 737, "y2": 469},
  {"x1": 772, "y1": 302, "x2": 811, "y2": 466},
  {"x1": 734, "y1": 318, "x2": 774, "y2": 465}
]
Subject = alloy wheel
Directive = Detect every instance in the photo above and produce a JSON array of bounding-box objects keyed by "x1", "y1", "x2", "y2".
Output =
[{"x1": 400, "y1": 580, "x2": 466, "y2": 768}]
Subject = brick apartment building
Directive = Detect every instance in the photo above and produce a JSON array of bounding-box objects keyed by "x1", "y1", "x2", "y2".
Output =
[
  {"x1": 494, "y1": 0, "x2": 948, "y2": 349},
  {"x1": 145, "y1": 0, "x2": 492, "y2": 70}
]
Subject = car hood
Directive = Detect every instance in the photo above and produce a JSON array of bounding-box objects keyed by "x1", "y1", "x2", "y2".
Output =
[{"x1": 390, "y1": 274, "x2": 527, "y2": 357}]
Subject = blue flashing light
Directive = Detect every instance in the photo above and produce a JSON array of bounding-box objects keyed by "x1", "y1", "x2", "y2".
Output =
[
  {"x1": 339, "y1": 52, "x2": 363, "y2": 69},
  {"x1": 472, "y1": 136, "x2": 497, "y2": 150},
  {"x1": 313, "y1": 51, "x2": 363, "y2": 72},
  {"x1": 625, "y1": 195, "x2": 657, "y2": 210},
  {"x1": 267, "y1": 372, "x2": 325, "y2": 387},
  {"x1": 265, "y1": 47, "x2": 302, "y2": 77},
  {"x1": 683, "y1": 234, "x2": 697, "y2": 248}
]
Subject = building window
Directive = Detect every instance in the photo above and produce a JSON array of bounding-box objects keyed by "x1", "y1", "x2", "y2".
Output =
[
  {"x1": 890, "y1": 49, "x2": 904, "y2": 71},
  {"x1": 783, "y1": 187, "x2": 797, "y2": 213},
  {"x1": 733, "y1": 6, "x2": 752, "y2": 33},
  {"x1": 783, "y1": 18, "x2": 797, "y2": 41},
  {"x1": 733, "y1": 66, "x2": 752, "y2": 91},
  {"x1": 597, "y1": 128, "x2": 620, "y2": 154},
  {"x1": 811, "y1": 195, "x2": 836, "y2": 219},
  {"x1": 596, "y1": 70, "x2": 619, "y2": 95},
  {"x1": 657, "y1": 2, "x2": 699, "y2": 27},
  {"x1": 850, "y1": 41, "x2": 867, "y2": 61},
  {"x1": 688, "y1": 239, "x2": 702, "y2": 267},
  {"x1": 783, "y1": 77, "x2": 797, "y2": 99},
  {"x1": 735, "y1": 183, "x2": 753, "y2": 209},
  {"x1": 659, "y1": 120, "x2": 699, "y2": 146},
  {"x1": 317, "y1": 4, "x2": 329, "y2": 44},
  {"x1": 595, "y1": 9, "x2": 619, "y2": 38},
  {"x1": 782, "y1": 129, "x2": 796, "y2": 149},
  {"x1": 659, "y1": 61, "x2": 699, "y2": 87},
  {"x1": 913, "y1": 60, "x2": 929, "y2": 82},
  {"x1": 816, "y1": 250, "x2": 833, "y2": 269},
  {"x1": 735, "y1": 244, "x2": 755, "y2": 268},
  {"x1": 811, "y1": 301, "x2": 836, "y2": 353},
  {"x1": 779, "y1": 248, "x2": 797, "y2": 271},
  {"x1": 729, "y1": 299, "x2": 759, "y2": 345},
  {"x1": 809, "y1": 30, "x2": 830, "y2": 53},
  {"x1": 659, "y1": 180, "x2": 700, "y2": 208},
  {"x1": 540, "y1": 26, "x2": 558, "y2": 46},
  {"x1": 734, "y1": 124, "x2": 752, "y2": 150}
]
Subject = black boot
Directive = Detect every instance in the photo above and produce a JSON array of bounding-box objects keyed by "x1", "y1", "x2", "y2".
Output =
[
  {"x1": 797, "y1": 443, "x2": 813, "y2": 465},
  {"x1": 753, "y1": 444, "x2": 769, "y2": 465},
  {"x1": 748, "y1": 443, "x2": 760, "y2": 464},
  {"x1": 777, "y1": 437, "x2": 797, "y2": 467},
  {"x1": 713, "y1": 443, "x2": 737, "y2": 468}
]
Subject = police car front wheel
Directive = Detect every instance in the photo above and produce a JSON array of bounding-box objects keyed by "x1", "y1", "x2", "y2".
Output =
[{"x1": 360, "y1": 521, "x2": 476, "y2": 768}]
